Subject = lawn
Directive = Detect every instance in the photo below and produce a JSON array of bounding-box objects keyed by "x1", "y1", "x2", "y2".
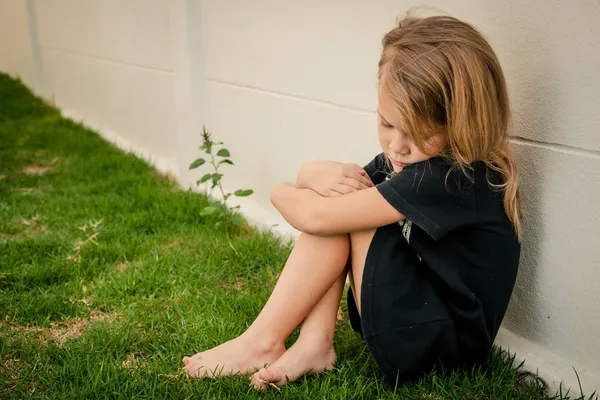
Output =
[{"x1": 0, "y1": 73, "x2": 587, "y2": 399}]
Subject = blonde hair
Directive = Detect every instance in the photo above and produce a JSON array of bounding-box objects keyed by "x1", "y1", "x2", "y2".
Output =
[{"x1": 378, "y1": 13, "x2": 521, "y2": 241}]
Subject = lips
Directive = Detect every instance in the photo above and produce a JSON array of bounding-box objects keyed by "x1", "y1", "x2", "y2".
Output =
[{"x1": 389, "y1": 158, "x2": 409, "y2": 168}]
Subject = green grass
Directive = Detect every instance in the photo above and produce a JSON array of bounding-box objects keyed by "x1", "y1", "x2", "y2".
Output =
[{"x1": 0, "y1": 73, "x2": 594, "y2": 399}]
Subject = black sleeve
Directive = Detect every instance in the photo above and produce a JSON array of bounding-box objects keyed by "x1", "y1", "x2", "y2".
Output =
[
  {"x1": 363, "y1": 153, "x2": 389, "y2": 185},
  {"x1": 376, "y1": 158, "x2": 478, "y2": 240}
]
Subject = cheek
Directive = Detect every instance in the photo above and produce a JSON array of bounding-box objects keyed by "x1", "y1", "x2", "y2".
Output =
[
  {"x1": 424, "y1": 135, "x2": 447, "y2": 155},
  {"x1": 377, "y1": 127, "x2": 389, "y2": 149}
]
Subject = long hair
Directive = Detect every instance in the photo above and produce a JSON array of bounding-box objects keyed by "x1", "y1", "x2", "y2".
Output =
[{"x1": 378, "y1": 13, "x2": 521, "y2": 240}]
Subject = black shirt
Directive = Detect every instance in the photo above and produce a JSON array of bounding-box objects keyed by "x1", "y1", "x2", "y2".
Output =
[{"x1": 364, "y1": 154, "x2": 520, "y2": 362}]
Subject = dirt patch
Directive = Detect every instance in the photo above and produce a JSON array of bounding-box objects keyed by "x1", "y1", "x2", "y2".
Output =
[
  {"x1": 22, "y1": 165, "x2": 51, "y2": 175},
  {"x1": 158, "y1": 238, "x2": 188, "y2": 253},
  {"x1": 120, "y1": 352, "x2": 148, "y2": 375},
  {"x1": 21, "y1": 216, "x2": 47, "y2": 234},
  {"x1": 114, "y1": 259, "x2": 144, "y2": 273},
  {"x1": 0, "y1": 357, "x2": 25, "y2": 380},
  {"x1": 116, "y1": 261, "x2": 130, "y2": 273},
  {"x1": 1, "y1": 311, "x2": 125, "y2": 348},
  {"x1": 221, "y1": 277, "x2": 245, "y2": 292},
  {"x1": 0, "y1": 218, "x2": 46, "y2": 242},
  {"x1": 0, "y1": 232, "x2": 20, "y2": 241},
  {"x1": 12, "y1": 187, "x2": 38, "y2": 193},
  {"x1": 21, "y1": 157, "x2": 59, "y2": 176}
]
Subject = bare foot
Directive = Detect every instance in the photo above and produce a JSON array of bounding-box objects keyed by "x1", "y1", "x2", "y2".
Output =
[
  {"x1": 250, "y1": 335, "x2": 336, "y2": 389},
  {"x1": 182, "y1": 335, "x2": 285, "y2": 378}
]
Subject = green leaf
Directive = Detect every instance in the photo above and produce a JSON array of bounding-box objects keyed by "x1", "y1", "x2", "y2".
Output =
[
  {"x1": 234, "y1": 189, "x2": 254, "y2": 197},
  {"x1": 214, "y1": 221, "x2": 223, "y2": 228},
  {"x1": 196, "y1": 174, "x2": 212, "y2": 184},
  {"x1": 199, "y1": 206, "x2": 219, "y2": 216},
  {"x1": 200, "y1": 142, "x2": 212, "y2": 154},
  {"x1": 230, "y1": 205, "x2": 241, "y2": 210},
  {"x1": 188, "y1": 158, "x2": 205, "y2": 170},
  {"x1": 212, "y1": 174, "x2": 223, "y2": 185},
  {"x1": 231, "y1": 214, "x2": 245, "y2": 226},
  {"x1": 217, "y1": 148, "x2": 230, "y2": 157},
  {"x1": 219, "y1": 159, "x2": 234, "y2": 166}
]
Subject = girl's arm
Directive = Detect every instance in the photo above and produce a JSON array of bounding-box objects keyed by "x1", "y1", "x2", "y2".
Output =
[{"x1": 271, "y1": 182, "x2": 404, "y2": 236}]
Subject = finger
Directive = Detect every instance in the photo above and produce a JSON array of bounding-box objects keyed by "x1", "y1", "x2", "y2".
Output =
[
  {"x1": 343, "y1": 165, "x2": 371, "y2": 182},
  {"x1": 341, "y1": 177, "x2": 367, "y2": 191},
  {"x1": 343, "y1": 163, "x2": 365, "y2": 174},
  {"x1": 350, "y1": 172, "x2": 374, "y2": 188}
]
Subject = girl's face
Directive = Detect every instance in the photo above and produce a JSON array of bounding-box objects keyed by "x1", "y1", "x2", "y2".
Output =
[{"x1": 377, "y1": 85, "x2": 447, "y2": 173}]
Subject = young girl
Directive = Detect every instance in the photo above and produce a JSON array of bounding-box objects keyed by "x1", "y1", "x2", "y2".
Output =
[{"x1": 183, "y1": 14, "x2": 521, "y2": 388}]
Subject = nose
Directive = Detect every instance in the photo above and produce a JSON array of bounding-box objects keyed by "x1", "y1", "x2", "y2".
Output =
[{"x1": 389, "y1": 133, "x2": 410, "y2": 155}]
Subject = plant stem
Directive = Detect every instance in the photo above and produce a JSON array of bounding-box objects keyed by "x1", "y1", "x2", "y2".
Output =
[
  {"x1": 208, "y1": 149, "x2": 238, "y2": 252},
  {"x1": 209, "y1": 148, "x2": 228, "y2": 207}
]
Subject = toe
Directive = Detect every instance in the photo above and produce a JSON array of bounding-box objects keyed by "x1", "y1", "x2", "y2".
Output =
[
  {"x1": 257, "y1": 367, "x2": 274, "y2": 382},
  {"x1": 259, "y1": 367, "x2": 286, "y2": 386},
  {"x1": 184, "y1": 361, "x2": 201, "y2": 377},
  {"x1": 182, "y1": 356, "x2": 189, "y2": 365},
  {"x1": 250, "y1": 372, "x2": 267, "y2": 390}
]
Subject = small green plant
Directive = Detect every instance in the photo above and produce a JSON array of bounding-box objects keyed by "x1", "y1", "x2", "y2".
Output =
[{"x1": 189, "y1": 126, "x2": 253, "y2": 226}]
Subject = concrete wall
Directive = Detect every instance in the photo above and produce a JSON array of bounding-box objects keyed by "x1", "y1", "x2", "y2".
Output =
[
  {"x1": 1, "y1": 0, "x2": 599, "y2": 393},
  {"x1": 0, "y1": 0, "x2": 36, "y2": 88}
]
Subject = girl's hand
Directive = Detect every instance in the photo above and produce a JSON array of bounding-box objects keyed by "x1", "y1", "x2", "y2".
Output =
[{"x1": 296, "y1": 161, "x2": 374, "y2": 197}]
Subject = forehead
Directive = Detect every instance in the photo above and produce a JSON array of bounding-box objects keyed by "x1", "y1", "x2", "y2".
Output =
[{"x1": 377, "y1": 75, "x2": 402, "y2": 123}]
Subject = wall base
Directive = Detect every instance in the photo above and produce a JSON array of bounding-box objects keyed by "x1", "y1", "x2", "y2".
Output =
[{"x1": 495, "y1": 327, "x2": 600, "y2": 397}]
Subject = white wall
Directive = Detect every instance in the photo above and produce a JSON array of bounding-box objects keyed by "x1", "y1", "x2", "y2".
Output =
[
  {"x1": 1, "y1": 0, "x2": 599, "y2": 394},
  {"x1": 0, "y1": 0, "x2": 36, "y2": 88}
]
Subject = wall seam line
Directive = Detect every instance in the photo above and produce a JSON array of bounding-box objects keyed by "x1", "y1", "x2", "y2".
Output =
[
  {"x1": 41, "y1": 46, "x2": 173, "y2": 74},
  {"x1": 510, "y1": 137, "x2": 600, "y2": 159},
  {"x1": 206, "y1": 78, "x2": 375, "y2": 115}
]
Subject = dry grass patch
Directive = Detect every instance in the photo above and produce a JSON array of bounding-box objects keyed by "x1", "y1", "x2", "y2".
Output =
[
  {"x1": 1, "y1": 311, "x2": 125, "y2": 348},
  {"x1": 116, "y1": 261, "x2": 130, "y2": 273},
  {"x1": 11, "y1": 187, "x2": 39, "y2": 194},
  {"x1": 21, "y1": 216, "x2": 46, "y2": 234},
  {"x1": 0, "y1": 357, "x2": 41, "y2": 397},
  {"x1": 0, "y1": 216, "x2": 47, "y2": 242},
  {"x1": 221, "y1": 277, "x2": 245, "y2": 292},
  {"x1": 21, "y1": 156, "x2": 59, "y2": 176},
  {"x1": 120, "y1": 352, "x2": 148, "y2": 376},
  {"x1": 21, "y1": 165, "x2": 51, "y2": 175},
  {"x1": 1, "y1": 357, "x2": 26, "y2": 380}
]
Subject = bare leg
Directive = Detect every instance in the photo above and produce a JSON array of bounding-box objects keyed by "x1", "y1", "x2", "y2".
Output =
[
  {"x1": 183, "y1": 233, "x2": 350, "y2": 378},
  {"x1": 251, "y1": 229, "x2": 376, "y2": 388},
  {"x1": 348, "y1": 229, "x2": 376, "y2": 316},
  {"x1": 250, "y1": 269, "x2": 346, "y2": 388}
]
